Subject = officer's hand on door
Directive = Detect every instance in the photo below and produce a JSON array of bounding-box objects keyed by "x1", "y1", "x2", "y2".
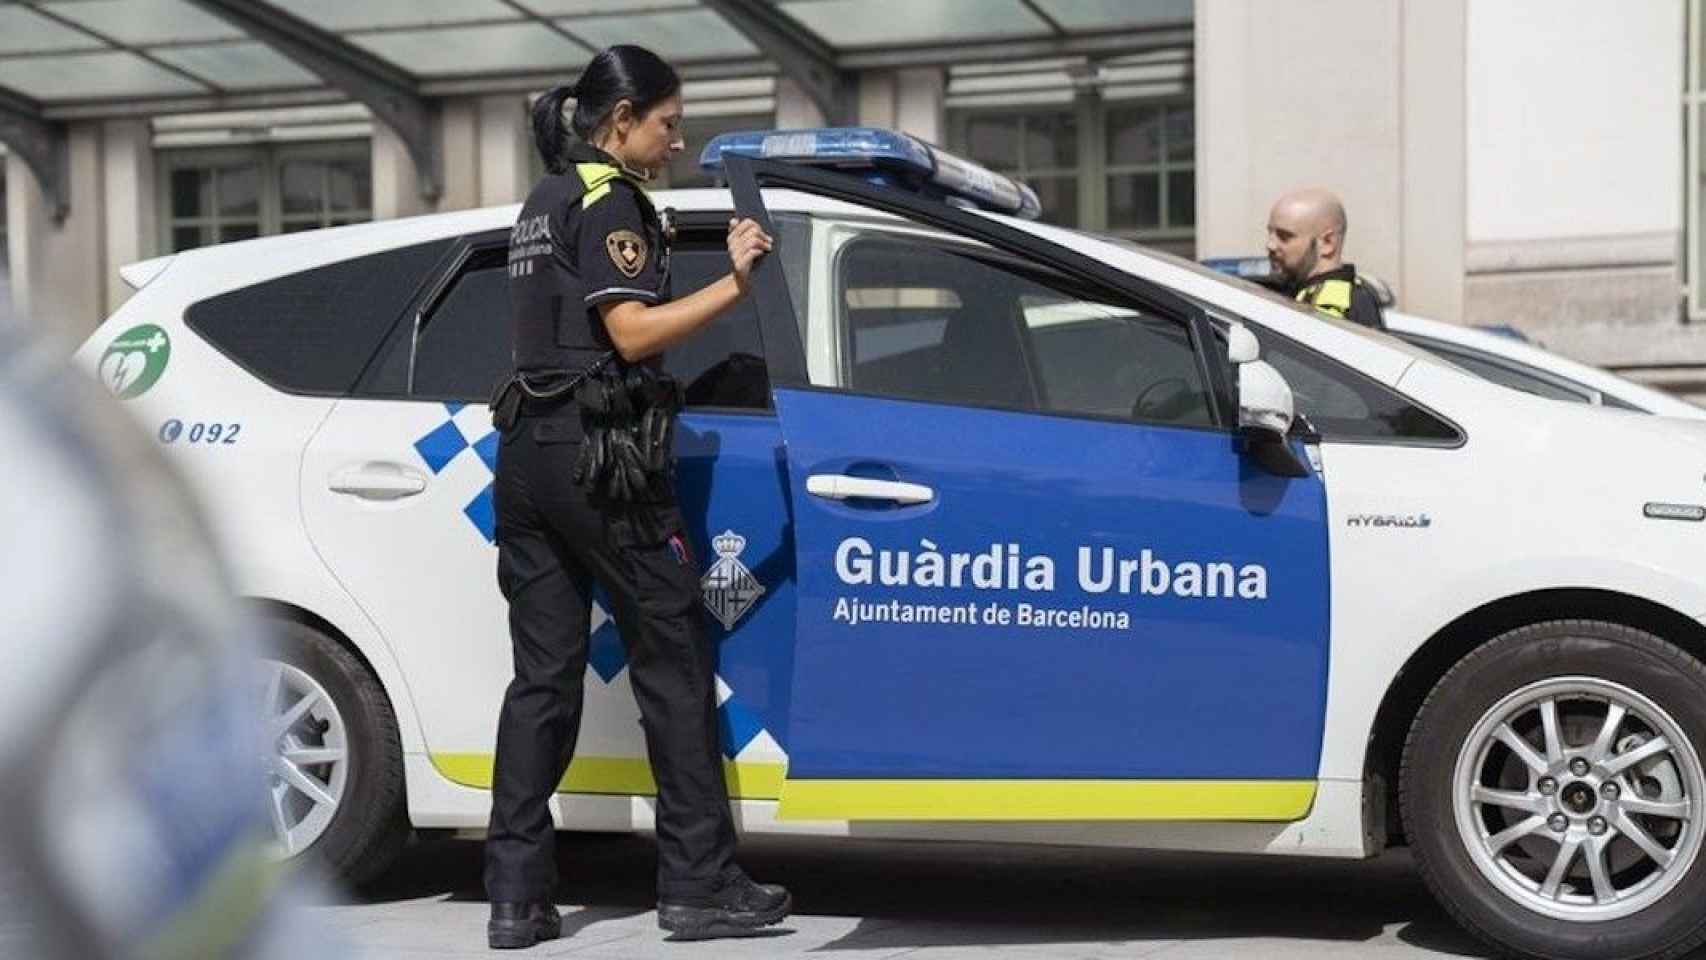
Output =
[{"x1": 728, "y1": 218, "x2": 773, "y2": 294}]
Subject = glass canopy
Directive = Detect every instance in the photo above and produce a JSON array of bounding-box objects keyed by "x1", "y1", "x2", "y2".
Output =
[{"x1": 0, "y1": 0, "x2": 1191, "y2": 106}]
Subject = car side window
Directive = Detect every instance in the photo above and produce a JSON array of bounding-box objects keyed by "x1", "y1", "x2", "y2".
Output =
[
  {"x1": 186, "y1": 238, "x2": 452, "y2": 396},
  {"x1": 828, "y1": 230, "x2": 1215, "y2": 428},
  {"x1": 375, "y1": 229, "x2": 775, "y2": 407},
  {"x1": 409, "y1": 248, "x2": 511, "y2": 401},
  {"x1": 1022, "y1": 296, "x2": 1215, "y2": 426},
  {"x1": 663, "y1": 238, "x2": 771, "y2": 410},
  {"x1": 1254, "y1": 331, "x2": 1461, "y2": 443}
]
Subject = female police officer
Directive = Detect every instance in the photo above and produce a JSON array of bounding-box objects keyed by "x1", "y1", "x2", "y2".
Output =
[{"x1": 484, "y1": 45, "x2": 787, "y2": 949}]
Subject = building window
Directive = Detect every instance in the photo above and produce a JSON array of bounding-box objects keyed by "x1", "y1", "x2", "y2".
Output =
[
  {"x1": 280, "y1": 151, "x2": 372, "y2": 233},
  {"x1": 957, "y1": 111, "x2": 1081, "y2": 228},
  {"x1": 950, "y1": 98, "x2": 1195, "y2": 255},
  {"x1": 161, "y1": 142, "x2": 370, "y2": 253},
  {"x1": 1105, "y1": 102, "x2": 1194, "y2": 243}
]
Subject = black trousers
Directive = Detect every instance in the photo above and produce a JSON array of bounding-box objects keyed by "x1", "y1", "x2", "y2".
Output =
[{"x1": 483, "y1": 415, "x2": 737, "y2": 902}]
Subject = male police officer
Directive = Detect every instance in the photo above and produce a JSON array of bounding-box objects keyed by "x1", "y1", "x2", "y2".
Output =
[{"x1": 1265, "y1": 188, "x2": 1385, "y2": 330}]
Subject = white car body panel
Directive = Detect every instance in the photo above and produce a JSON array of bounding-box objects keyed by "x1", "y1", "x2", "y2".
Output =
[{"x1": 74, "y1": 187, "x2": 1706, "y2": 863}]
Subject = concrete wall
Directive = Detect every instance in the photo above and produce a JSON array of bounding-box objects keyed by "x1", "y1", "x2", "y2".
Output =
[
  {"x1": 374, "y1": 93, "x2": 533, "y2": 221},
  {"x1": 1462, "y1": 0, "x2": 1689, "y2": 364},
  {"x1": 860, "y1": 68, "x2": 946, "y2": 144},
  {"x1": 1196, "y1": 0, "x2": 1468, "y2": 323},
  {"x1": 101, "y1": 118, "x2": 156, "y2": 316},
  {"x1": 1399, "y1": 0, "x2": 1467, "y2": 326},
  {"x1": 1197, "y1": 0, "x2": 1403, "y2": 289},
  {"x1": 775, "y1": 76, "x2": 828, "y2": 129}
]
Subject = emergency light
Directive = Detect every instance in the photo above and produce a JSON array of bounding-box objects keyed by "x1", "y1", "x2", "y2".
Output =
[
  {"x1": 1200, "y1": 256, "x2": 1273, "y2": 280},
  {"x1": 699, "y1": 126, "x2": 1043, "y2": 220}
]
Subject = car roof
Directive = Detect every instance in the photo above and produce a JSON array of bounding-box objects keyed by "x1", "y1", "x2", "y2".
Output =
[
  {"x1": 1384, "y1": 310, "x2": 1705, "y2": 418},
  {"x1": 139, "y1": 189, "x2": 885, "y2": 301},
  {"x1": 128, "y1": 185, "x2": 1427, "y2": 391}
]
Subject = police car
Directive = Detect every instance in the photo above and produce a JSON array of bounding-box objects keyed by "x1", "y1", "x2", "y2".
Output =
[{"x1": 77, "y1": 128, "x2": 1706, "y2": 960}]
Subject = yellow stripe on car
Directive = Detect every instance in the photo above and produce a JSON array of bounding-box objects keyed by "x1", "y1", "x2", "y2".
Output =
[
  {"x1": 431, "y1": 753, "x2": 787, "y2": 799},
  {"x1": 774, "y1": 779, "x2": 1317, "y2": 821}
]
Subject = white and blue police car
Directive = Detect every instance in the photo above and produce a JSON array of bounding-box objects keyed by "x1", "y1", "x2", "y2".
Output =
[{"x1": 76, "y1": 128, "x2": 1706, "y2": 960}]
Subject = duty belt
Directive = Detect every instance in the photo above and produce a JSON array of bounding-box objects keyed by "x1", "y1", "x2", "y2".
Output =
[{"x1": 489, "y1": 352, "x2": 615, "y2": 430}]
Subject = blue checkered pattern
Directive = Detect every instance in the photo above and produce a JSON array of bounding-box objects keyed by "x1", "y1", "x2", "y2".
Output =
[
  {"x1": 412, "y1": 403, "x2": 499, "y2": 543},
  {"x1": 411, "y1": 404, "x2": 767, "y2": 760},
  {"x1": 718, "y1": 696, "x2": 765, "y2": 758}
]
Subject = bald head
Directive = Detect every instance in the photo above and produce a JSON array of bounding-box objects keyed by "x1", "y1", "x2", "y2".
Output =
[{"x1": 1266, "y1": 188, "x2": 1349, "y2": 286}]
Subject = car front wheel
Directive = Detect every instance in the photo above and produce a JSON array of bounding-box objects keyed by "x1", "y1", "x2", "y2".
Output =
[{"x1": 1402, "y1": 620, "x2": 1706, "y2": 960}]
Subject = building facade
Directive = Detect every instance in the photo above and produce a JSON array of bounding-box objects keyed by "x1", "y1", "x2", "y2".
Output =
[{"x1": 1, "y1": 0, "x2": 1701, "y2": 391}]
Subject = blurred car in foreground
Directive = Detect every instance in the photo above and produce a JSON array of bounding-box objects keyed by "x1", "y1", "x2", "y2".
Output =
[{"x1": 0, "y1": 325, "x2": 334, "y2": 959}]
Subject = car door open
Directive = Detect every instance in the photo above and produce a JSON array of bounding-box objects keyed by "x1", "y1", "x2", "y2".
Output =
[{"x1": 726, "y1": 154, "x2": 1333, "y2": 823}]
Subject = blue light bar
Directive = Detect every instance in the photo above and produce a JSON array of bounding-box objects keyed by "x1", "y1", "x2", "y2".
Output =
[
  {"x1": 699, "y1": 126, "x2": 1042, "y2": 220},
  {"x1": 1200, "y1": 256, "x2": 1273, "y2": 280}
]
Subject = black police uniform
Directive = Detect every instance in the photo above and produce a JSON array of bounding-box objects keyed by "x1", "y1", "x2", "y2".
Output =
[
  {"x1": 484, "y1": 141, "x2": 739, "y2": 907},
  {"x1": 1291, "y1": 263, "x2": 1385, "y2": 330}
]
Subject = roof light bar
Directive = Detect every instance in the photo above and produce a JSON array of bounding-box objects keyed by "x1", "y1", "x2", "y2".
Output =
[{"x1": 700, "y1": 126, "x2": 1042, "y2": 220}]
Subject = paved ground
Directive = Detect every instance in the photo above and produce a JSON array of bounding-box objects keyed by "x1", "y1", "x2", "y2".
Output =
[{"x1": 315, "y1": 833, "x2": 1514, "y2": 959}]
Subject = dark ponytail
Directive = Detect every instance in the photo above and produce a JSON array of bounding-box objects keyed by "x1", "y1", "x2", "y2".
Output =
[{"x1": 531, "y1": 45, "x2": 681, "y2": 175}]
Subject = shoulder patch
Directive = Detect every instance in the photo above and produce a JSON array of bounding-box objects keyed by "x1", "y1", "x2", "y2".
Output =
[{"x1": 606, "y1": 229, "x2": 648, "y2": 278}]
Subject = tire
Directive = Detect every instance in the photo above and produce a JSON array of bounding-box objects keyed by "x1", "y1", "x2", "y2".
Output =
[
  {"x1": 262, "y1": 619, "x2": 410, "y2": 889},
  {"x1": 1401, "y1": 620, "x2": 1706, "y2": 960}
]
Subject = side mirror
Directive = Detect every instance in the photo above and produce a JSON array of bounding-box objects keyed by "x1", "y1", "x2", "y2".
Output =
[
  {"x1": 1227, "y1": 322, "x2": 1261, "y2": 365},
  {"x1": 1226, "y1": 323, "x2": 1308, "y2": 477},
  {"x1": 1237, "y1": 360, "x2": 1295, "y2": 438}
]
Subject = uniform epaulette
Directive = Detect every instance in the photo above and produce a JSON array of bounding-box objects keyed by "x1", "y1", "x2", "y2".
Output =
[
  {"x1": 1301, "y1": 278, "x2": 1353, "y2": 315},
  {"x1": 576, "y1": 163, "x2": 648, "y2": 209}
]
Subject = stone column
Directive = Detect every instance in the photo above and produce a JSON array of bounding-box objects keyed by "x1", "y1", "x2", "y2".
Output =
[
  {"x1": 102, "y1": 117, "x2": 157, "y2": 316},
  {"x1": 477, "y1": 93, "x2": 531, "y2": 206},
  {"x1": 7, "y1": 122, "x2": 106, "y2": 348}
]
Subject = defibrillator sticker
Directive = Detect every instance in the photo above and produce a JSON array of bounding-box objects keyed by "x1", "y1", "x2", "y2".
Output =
[
  {"x1": 606, "y1": 229, "x2": 648, "y2": 278},
  {"x1": 98, "y1": 324, "x2": 171, "y2": 400}
]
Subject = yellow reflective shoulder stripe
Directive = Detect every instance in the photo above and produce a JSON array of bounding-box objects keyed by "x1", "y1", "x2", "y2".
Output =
[
  {"x1": 576, "y1": 162, "x2": 624, "y2": 209},
  {"x1": 576, "y1": 162, "x2": 621, "y2": 190},
  {"x1": 1308, "y1": 279, "x2": 1353, "y2": 316}
]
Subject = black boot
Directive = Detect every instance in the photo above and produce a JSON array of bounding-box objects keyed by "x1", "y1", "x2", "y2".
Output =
[
  {"x1": 487, "y1": 900, "x2": 563, "y2": 950},
  {"x1": 657, "y1": 870, "x2": 792, "y2": 940}
]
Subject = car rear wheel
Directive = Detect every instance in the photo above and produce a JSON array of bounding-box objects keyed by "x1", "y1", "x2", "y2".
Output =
[
  {"x1": 262, "y1": 619, "x2": 410, "y2": 888},
  {"x1": 1402, "y1": 620, "x2": 1706, "y2": 960}
]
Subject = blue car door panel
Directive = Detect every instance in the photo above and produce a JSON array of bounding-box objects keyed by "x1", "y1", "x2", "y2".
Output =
[{"x1": 723, "y1": 155, "x2": 1331, "y2": 821}]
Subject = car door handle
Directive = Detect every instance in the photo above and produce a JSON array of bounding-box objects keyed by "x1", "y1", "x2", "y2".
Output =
[
  {"x1": 328, "y1": 464, "x2": 428, "y2": 501},
  {"x1": 806, "y1": 474, "x2": 935, "y2": 505}
]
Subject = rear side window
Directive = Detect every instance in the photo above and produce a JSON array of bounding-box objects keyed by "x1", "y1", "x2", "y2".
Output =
[
  {"x1": 185, "y1": 239, "x2": 451, "y2": 396},
  {"x1": 361, "y1": 231, "x2": 772, "y2": 408},
  {"x1": 410, "y1": 248, "x2": 510, "y2": 401}
]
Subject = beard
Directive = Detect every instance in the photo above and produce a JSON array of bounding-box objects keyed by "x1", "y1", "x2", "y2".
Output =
[{"x1": 1273, "y1": 237, "x2": 1319, "y2": 285}]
